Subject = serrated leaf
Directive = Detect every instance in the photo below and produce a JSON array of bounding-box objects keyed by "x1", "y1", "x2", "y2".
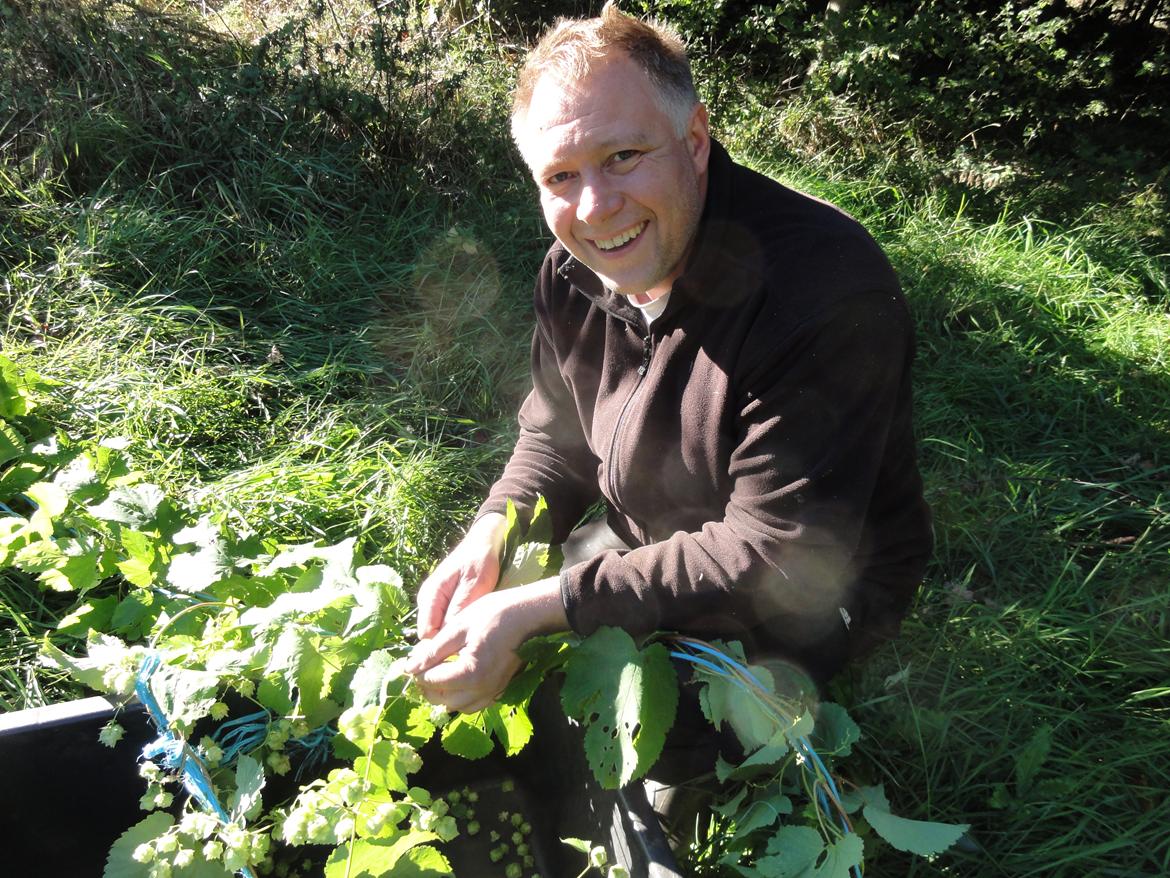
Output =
[
  {"x1": 26, "y1": 481, "x2": 67, "y2": 537},
  {"x1": 859, "y1": 785, "x2": 969, "y2": 856},
  {"x1": 167, "y1": 544, "x2": 229, "y2": 593},
  {"x1": 89, "y1": 484, "x2": 167, "y2": 528},
  {"x1": 355, "y1": 740, "x2": 419, "y2": 793},
  {"x1": 0, "y1": 420, "x2": 25, "y2": 467},
  {"x1": 104, "y1": 811, "x2": 174, "y2": 878},
  {"x1": 349, "y1": 649, "x2": 402, "y2": 709},
  {"x1": 756, "y1": 825, "x2": 824, "y2": 877},
  {"x1": 730, "y1": 793, "x2": 792, "y2": 844},
  {"x1": 484, "y1": 698, "x2": 534, "y2": 756},
  {"x1": 231, "y1": 754, "x2": 265, "y2": 822},
  {"x1": 338, "y1": 704, "x2": 383, "y2": 752},
  {"x1": 149, "y1": 662, "x2": 220, "y2": 729},
  {"x1": 387, "y1": 844, "x2": 452, "y2": 877},
  {"x1": 40, "y1": 545, "x2": 103, "y2": 593},
  {"x1": 57, "y1": 595, "x2": 118, "y2": 636},
  {"x1": 698, "y1": 663, "x2": 777, "y2": 753},
  {"x1": 237, "y1": 579, "x2": 350, "y2": 629},
  {"x1": 441, "y1": 711, "x2": 494, "y2": 759},
  {"x1": 527, "y1": 494, "x2": 553, "y2": 544},
  {"x1": 117, "y1": 529, "x2": 158, "y2": 587},
  {"x1": 812, "y1": 834, "x2": 864, "y2": 877},
  {"x1": 111, "y1": 591, "x2": 155, "y2": 637},
  {"x1": 560, "y1": 626, "x2": 678, "y2": 788},
  {"x1": 497, "y1": 540, "x2": 555, "y2": 590},
  {"x1": 323, "y1": 831, "x2": 440, "y2": 878},
  {"x1": 813, "y1": 702, "x2": 860, "y2": 757},
  {"x1": 1014, "y1": 724, "x2": 1052, "y2": 796}
]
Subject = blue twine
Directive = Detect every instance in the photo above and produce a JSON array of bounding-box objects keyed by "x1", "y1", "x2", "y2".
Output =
[
  {"x1": 669, "y1": 648, "x2": 733, "y2": 679},
  {"x1": 136, "y1": 652, "x2": 258, "y2": 878},
  {"x1": 288, "y1": 725, "x2": 336, "y2": 779},
  {"x1": 665, "y1": 638, "x2": 863, "y2": 878},
  {"x1": 212, "y1": 711, "x2": 271, "y2": 765}
]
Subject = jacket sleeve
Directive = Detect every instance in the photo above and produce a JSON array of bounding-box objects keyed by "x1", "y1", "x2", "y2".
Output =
[
  {"x1": 560, "y1": 290, "x2": 929, "y2": 659},
  {"x1": 477, "y1": 253, "x2": 602, "y2": 542}
]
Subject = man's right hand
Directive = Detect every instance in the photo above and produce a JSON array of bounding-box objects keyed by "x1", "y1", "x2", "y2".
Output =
[{"x1": 415, "y1": 512, "x2": 508, "y2": 640}]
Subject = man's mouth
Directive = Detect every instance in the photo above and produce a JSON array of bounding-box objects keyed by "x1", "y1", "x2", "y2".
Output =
[{"x1": 593, "y1": 221, "x2": 648, "y2": 252}]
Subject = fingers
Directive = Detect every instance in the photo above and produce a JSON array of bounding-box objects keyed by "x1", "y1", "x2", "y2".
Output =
[
  {"x1": 416, "y1": 565, "x2": 456, "y2": 640},
  {"x1": 404, "y1": 623, "x2": 466, "y2": 676}
]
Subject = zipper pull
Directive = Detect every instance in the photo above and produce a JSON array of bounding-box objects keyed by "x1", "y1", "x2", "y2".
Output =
[{"x1": 637, "y1": 334, "x2": 652, "y2": 376}]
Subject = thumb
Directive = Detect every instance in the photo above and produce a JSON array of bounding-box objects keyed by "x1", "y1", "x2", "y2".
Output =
[{"x1": 404, "y1": 623, "x2": 467, "y2": 676}]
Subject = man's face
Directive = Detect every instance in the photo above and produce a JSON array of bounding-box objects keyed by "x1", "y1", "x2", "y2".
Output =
[{"x1": 516, "y1": 51, "x2": 710, "y2": 302}]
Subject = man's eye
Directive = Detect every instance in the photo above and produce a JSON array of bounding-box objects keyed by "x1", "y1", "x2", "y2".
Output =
[
  {"x1": 611, "y1": 150, "x2": 640, "y2": 164},
  {"x1": 546, "y1": 171, "x2": 573, "y2": 186}
]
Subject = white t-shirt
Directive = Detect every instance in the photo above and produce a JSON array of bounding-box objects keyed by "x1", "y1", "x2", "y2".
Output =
[{"x1": 633, "y1": 291, "x2": 671, "y2": 325}]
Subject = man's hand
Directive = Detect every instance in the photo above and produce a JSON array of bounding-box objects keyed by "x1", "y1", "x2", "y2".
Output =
[
  {"x1": 404, "y1": 577, "x2": 567, "y2": 713},
  {"x1": 415, "y1": 512, "x2": 508, "y2": 640}
]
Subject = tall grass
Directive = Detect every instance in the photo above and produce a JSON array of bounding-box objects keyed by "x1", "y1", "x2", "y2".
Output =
[{"x1": 2, "y1": 2, "x2": 1167, "y2": 876}]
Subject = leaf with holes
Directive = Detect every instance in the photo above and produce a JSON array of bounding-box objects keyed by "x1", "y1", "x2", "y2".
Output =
[{"x1": 560, "y1": 626, "x2": 678, "y2": 788}]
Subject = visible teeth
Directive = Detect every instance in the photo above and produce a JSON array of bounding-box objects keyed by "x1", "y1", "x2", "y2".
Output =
[{"x1": 596, "y1": 222, "x2": 646, "y2": 251}]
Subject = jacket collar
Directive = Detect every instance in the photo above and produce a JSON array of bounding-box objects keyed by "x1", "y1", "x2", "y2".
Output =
[{"x1": 555, "y1": 138, "x2": 757, "y2": 326}]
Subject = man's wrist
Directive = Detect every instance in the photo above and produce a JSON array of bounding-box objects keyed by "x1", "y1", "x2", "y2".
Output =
[{"x1": 500, "y1": 576, "x2": 568, "y2": 640}]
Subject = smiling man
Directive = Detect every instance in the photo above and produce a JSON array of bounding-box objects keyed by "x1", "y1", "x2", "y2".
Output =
[{"x1": 406, "y1": 2, "x2": 932, "y2": 731}]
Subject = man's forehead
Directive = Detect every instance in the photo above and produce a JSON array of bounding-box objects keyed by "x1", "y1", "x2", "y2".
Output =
[{"x1": 526, "y1": 51, "x2": 648, "y2": 127}]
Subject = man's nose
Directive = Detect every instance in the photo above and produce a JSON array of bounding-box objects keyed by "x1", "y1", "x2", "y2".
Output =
[{"x1": 576, "y1": 177, "x2": 621, "y2": 225}]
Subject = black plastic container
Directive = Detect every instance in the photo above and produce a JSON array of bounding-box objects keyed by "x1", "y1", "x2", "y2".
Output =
[{"x1": 0, "y1": 693, "x2": 683, "y2": 877}]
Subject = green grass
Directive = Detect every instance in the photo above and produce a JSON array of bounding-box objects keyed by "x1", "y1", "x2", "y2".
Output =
[{"x1": 2, "y1": 2, "x2": 1168, "y2": 876}]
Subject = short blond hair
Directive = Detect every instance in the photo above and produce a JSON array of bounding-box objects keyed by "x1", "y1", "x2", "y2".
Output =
[{"x1": 511, "y1": 1, "x2": 697, "y2": 146}]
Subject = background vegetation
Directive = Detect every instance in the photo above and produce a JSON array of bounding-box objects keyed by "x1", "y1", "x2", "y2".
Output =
[{"x1": 1, "y1": 0, "x2": 1166, "y2": 876}]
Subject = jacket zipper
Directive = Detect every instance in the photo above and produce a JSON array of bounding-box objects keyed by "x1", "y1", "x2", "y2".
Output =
[{"x1": 604, "y1": 326, "x2": 653, "y2": 537}]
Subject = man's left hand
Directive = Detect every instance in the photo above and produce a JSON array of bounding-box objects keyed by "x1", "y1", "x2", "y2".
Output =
[{"x1": 404, "y1": 577, "x2": 567, "y2": 713}]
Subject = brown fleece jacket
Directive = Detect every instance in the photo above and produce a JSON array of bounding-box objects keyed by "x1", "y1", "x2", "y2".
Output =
[{"x1": 480, "y1": 141, "x2": 932, "y2": 680}]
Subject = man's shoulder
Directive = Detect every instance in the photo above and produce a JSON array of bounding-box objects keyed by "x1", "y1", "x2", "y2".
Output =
[{"x1": 724, "y1": 155, "x2": 890, "y2": 274}]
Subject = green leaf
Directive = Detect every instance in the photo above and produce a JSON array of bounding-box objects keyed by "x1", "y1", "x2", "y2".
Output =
[
  {"x1": 729, "y1": 793, "x2": 791, "y2": 844},
  {"x1": 698, "y1": 663, "x2": 778, "y2": 753},
  {"x1": 484, "y1": 698, "x2": 534, "y2": 756},
  {"x1": 230, "y1": 754, "x2": 265, "y2": 822},
  {"x1": 0, "y1": 420, "x2": 25, "y2": 467},
  {"x1": 349, "y1": 649, "x2": 402, "y2": 709},
  {"x1": 26, "y1": 481, "x2": 67, "y2": 537},
  {"x1": 111, "y1": 591, "x2": 156, "y2": 638},
  {"x1": 812, "y1": 834, "x2": 864, "y2": 877},
  {"x1": 104, "y1": 811, "x2": 174, "y2": 878},
  {"x1": 560, "y1": 627, "x2": 679, "y2": 788},
  {"x1": 167, "y1": 544, "x2": 229, "y2": 593},
  {"x1": 0, "y1": 355, "x2": 46, "y2": 419},
  {"x1": 237, "y1": 578, "x2": 351, "y2": 629},
  {"x1": 323, "y1": 832, "x2": 442, "y2": 878},
  {"x1": 441, "y1": 711, "x2": 494, "y2": 760},
  {"x1": 338, "y1": 704, "x2": 383, "y2": 752},
  {"x1": 355, "y1": 740, "x2": 419, "y2": 793},
  {"x1": 527, "y1": 494, "x2": 553, "y2": 545},
  {"x1": 56, "y1": 595, "x2": 118, "y2": 636},
  {"x1": 89, "y1": 484, "x2": 168, "y2": 528},
  {"x1": 859, "y1": 785, "x2": 969, "y2": 857},
  {"x1": 40, "y1": 633, "x2": 136, "y2": 694},
  {"x1": 149, "y1": 662, "x2": 220, "y2": 730},
  {"x1": 813, "y1": 702, "x2": 860, "y2": 757},
  {"x1": 1014, "y1": 724, "x2": 1052, "y2": 796},
  {"x1": 497, "y1": 540, "x2": 556, "y2": 589},
  {"x1": 387, "y1": 844, "x2": 452, "y2": 877},
  {"x1": 755, "y1": 825, "x2": 824, "y2": 877},
  {"x1": 117, "y1": 530, "x2": 159, "y2": 587}
]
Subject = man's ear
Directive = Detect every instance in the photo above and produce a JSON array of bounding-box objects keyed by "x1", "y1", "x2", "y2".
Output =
[{"x1": 686, "y1": 102, "x2": 711, "y2": 175}]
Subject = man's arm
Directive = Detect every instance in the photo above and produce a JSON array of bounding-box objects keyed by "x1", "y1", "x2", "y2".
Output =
[{"x1": 560, "y1": 290, "x2": 930, "y2": 661}]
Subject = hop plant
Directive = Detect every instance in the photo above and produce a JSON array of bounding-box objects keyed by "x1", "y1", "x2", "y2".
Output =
[{"x1": 98, "y1": 720, "x2": 125, "y2": 748}]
